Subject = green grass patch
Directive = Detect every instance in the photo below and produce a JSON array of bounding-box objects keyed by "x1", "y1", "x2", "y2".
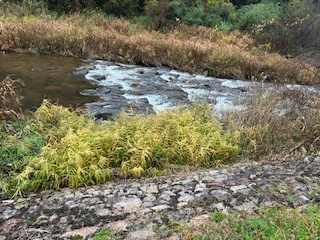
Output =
[
  {"x1": 0, "y1": 120, "x2": 46, "y2": 174},
  {"x1": 93, "y1": 227, "x2": 123, "y2": 240},
  {"x1": 180, "y1": 206, "x2": 320, "y2": 239}
]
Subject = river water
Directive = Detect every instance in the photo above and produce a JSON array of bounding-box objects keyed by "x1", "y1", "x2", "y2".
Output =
[
  {"x1": 0, "y1": 53, "x2": 96, "y2": 110},
  {"x1": 1, "y1": 53, "x2": 319, "y2": 119}
]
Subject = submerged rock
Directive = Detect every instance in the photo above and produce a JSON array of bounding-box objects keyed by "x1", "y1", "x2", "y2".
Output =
[{"x1": 78, "y1": 60, "x2": 255, "y2": 119}]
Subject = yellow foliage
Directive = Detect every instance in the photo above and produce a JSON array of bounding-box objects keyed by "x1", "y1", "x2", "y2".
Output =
[{"x1": 4, "y1": 101, "x2": 240, "y2": 196}]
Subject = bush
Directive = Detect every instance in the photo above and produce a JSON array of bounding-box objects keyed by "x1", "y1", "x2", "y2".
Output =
[
  {"x1": 144, "y1": 0, "x2": 175, "y2": 29},
  {"x1": 252, "y1": 0, "x2": 320, "y2": 57},
  {"x1": 236, "y1": 2, "x2": 281, "y2": 30}
]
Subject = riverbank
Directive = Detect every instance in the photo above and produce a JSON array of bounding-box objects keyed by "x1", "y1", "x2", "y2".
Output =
[
  {"x1": 1, "y1": 156, "x2": 320, "y2": 239},
  {"x1": 0, "y1": 11, "x2": 319, "y2": 85}
]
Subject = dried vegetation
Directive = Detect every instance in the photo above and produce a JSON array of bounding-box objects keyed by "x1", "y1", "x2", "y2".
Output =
[
  {"x1": 0, "y1": 13, "x2": 319, "y2": 84},
  {"x1": 0, "y1": 76, "x2": 25, "y2": 121}
]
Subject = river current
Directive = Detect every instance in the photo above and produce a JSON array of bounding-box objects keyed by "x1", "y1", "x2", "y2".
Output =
[{"x1": 1, "y1": 53, "x2": 319, "y2": 119}]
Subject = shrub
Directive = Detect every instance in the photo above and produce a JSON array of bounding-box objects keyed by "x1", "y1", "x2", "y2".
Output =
[
  {"x1": 0, "y1": 0, "x2": 48, "y2": 16},
  {"x1": 144, "y1": 0, "x2": 174, "y2": 29},
  {"x1": 236, "y1": 2, "x2": 281, "y2": 30},
  {"x1": 252, "y1": 0, "x2": 320, "y2": 57}
]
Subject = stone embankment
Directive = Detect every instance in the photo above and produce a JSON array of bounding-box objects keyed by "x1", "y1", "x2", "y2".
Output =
[{"x1": 1, "y1": 156, "x2": 320, "y2": 240}]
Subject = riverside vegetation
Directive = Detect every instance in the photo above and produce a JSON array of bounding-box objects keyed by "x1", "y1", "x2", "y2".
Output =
[
  {"x1": 1, "y1": 0, "x2": 320, "y2": 239},
  {"x1": 0, "y1": 1, "x2": 319, "y2": 84}
]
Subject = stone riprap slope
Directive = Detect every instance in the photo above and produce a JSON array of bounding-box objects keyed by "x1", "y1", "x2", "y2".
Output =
[{"x1": 1, "y1": 156, "x2": 320, "y2": 240}]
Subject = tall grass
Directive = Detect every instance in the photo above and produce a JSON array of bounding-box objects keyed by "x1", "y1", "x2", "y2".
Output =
[
  {"x1": 0, "y1": 76, "x2": 25, "y2": 121},
  {"x1": 224, "y1": 86, "x2": 320, "y2": 159},
  {"x1": 2, "y1": 101, "x2": 240, "y2": 196},
  {"x1": 2, "y1": 86, "x2": 320, "y2": 196},
  {"x1": 0, "y1": 9, "x2": 319, "y2": 84}
]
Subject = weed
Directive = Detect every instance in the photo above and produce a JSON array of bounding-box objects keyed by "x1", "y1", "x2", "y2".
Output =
[
  {"x1": 223, "y1": 86, "x2": 320, "y2": 159},
  {"x1": 181, "y1": 206, "x2": 320, "y2": 239},
  {"x1": 155, "y1": 218, "x2": 189, "y2": 236},
  {"x1": 0, "y1": 76, "x2": 25, "y2": 121},
  {"x1": 93, "y1": 228, "x2": 122, "y2": 240},
  {"x1": 212, "y1": 212, "x2": 226, "y2": 223}
]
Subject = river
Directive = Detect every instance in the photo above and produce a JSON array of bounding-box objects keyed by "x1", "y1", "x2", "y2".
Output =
[
  {"x1": 1, "y1": 53, "x2": 319, "y2": 119},
  {"x1": 0, "y1": 53, "x2": 97, "y2": 110}
]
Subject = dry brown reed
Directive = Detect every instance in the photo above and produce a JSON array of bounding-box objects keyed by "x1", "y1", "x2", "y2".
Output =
[
  {"x1": 224, "y1": 86, "x2": 320, "y2": 159},
  {"x1": 0, "y1": 76, "x2": 25, "y2": 121},
  {"x1": 0, "y1": 14, "x2": 319, "y2": 84}
]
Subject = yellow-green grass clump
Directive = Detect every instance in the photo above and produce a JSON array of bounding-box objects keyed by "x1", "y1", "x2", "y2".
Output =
[
  {"x1": 0, "y1": 11, "x2": 319, "y2": 84},
  {"x1": 2, "y1": 101, "x2": 240, "y2": 196}
]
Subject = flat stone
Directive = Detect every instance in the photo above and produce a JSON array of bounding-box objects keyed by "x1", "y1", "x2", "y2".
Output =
[
  {"x1": 0, "y1": 235, "x2": 6, "y2": 240},
  {"x1": 151, "y1": 205, "x2": 170, "y2": 212},
  {"x1": 178, "y1": 194, "x2": 195, "y2": 202},
  {"x1": 145, "y1": 186, "x2": 159, "y2": 194},
  {"x1": 143, "y1": 194, "x2": 157, "y2": 202},
  {"x1": 64, "y1": 193, "x2": 75, "y2": 199},
  {"x1": 211, "y1": 203, "x2": 227, "y2": 212},
  {"x1": 234, "y1": 201, "x2": 257, "y2": 212},
  {"x1": 64, "y1": 200, "x2": 76, "y2": 206},
  {"x1": 114, "y1": 197, "x2": 142, "y2": 212},
  {"x1": 195, "y1": 192, "x2": 209, "y2": 199},
  {"x1": 208, "y1": 170, "x2": 219, "y2": 175},
  {"x1": 61, "y1": 226, "x2": 98, "y2": 238},
  {"x1": 195, "y1": 183, "x2": 207, "y2": 192},
  {"x1": 1, "y1": 200, "x2": 14, "y2": 205},
  {"x1": 230, "y1": 185, "x2": 247, "y2": 192},
  {"x1": 294, "y1": 195, "x2": 310, "y2": 207},
  {"x1": 142, "y1": 202, "x2": 154, "y2": 208},
  {"x1": 158, "y1": 194, "x2": 173, "y2": 202},
  {"x1": 106, "y1": 220, "x2": 130, "y2": 231},
  {"x1": 127, "y1": 230, "x2": 157, "y2": 240},
  {"x1": 177, "y1": 202, "x2": 188, "y2": 209},
  {"x1": 2, "y1": 210, "x2": 18, "y2": 220},
  {"x1": 210, "y1": 190, "x2": 229, "y2": 201},
  {"x1": 201, "y1": 176, "x2": 216, "y2": 182},
  {"x1": 96, "y1": 208, "x2": 111, "y2": 217},
  {"x1": 214, "y1": 175, "x2": 228, "y2": 183},
  {"x1": 49, "y1": 214, "x2": 59, "y2": 222}
]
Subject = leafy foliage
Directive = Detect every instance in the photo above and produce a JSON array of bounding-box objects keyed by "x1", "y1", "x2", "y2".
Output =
[
  {"x1": 0, "y1": 121, "x2": 46, "y2": 175},
  {"x1": 252, "y1": 0, "x2": 320, "y2": 57},
  {"x1": 236, "y1": 2, "x2": 281, "y2": 30}
]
